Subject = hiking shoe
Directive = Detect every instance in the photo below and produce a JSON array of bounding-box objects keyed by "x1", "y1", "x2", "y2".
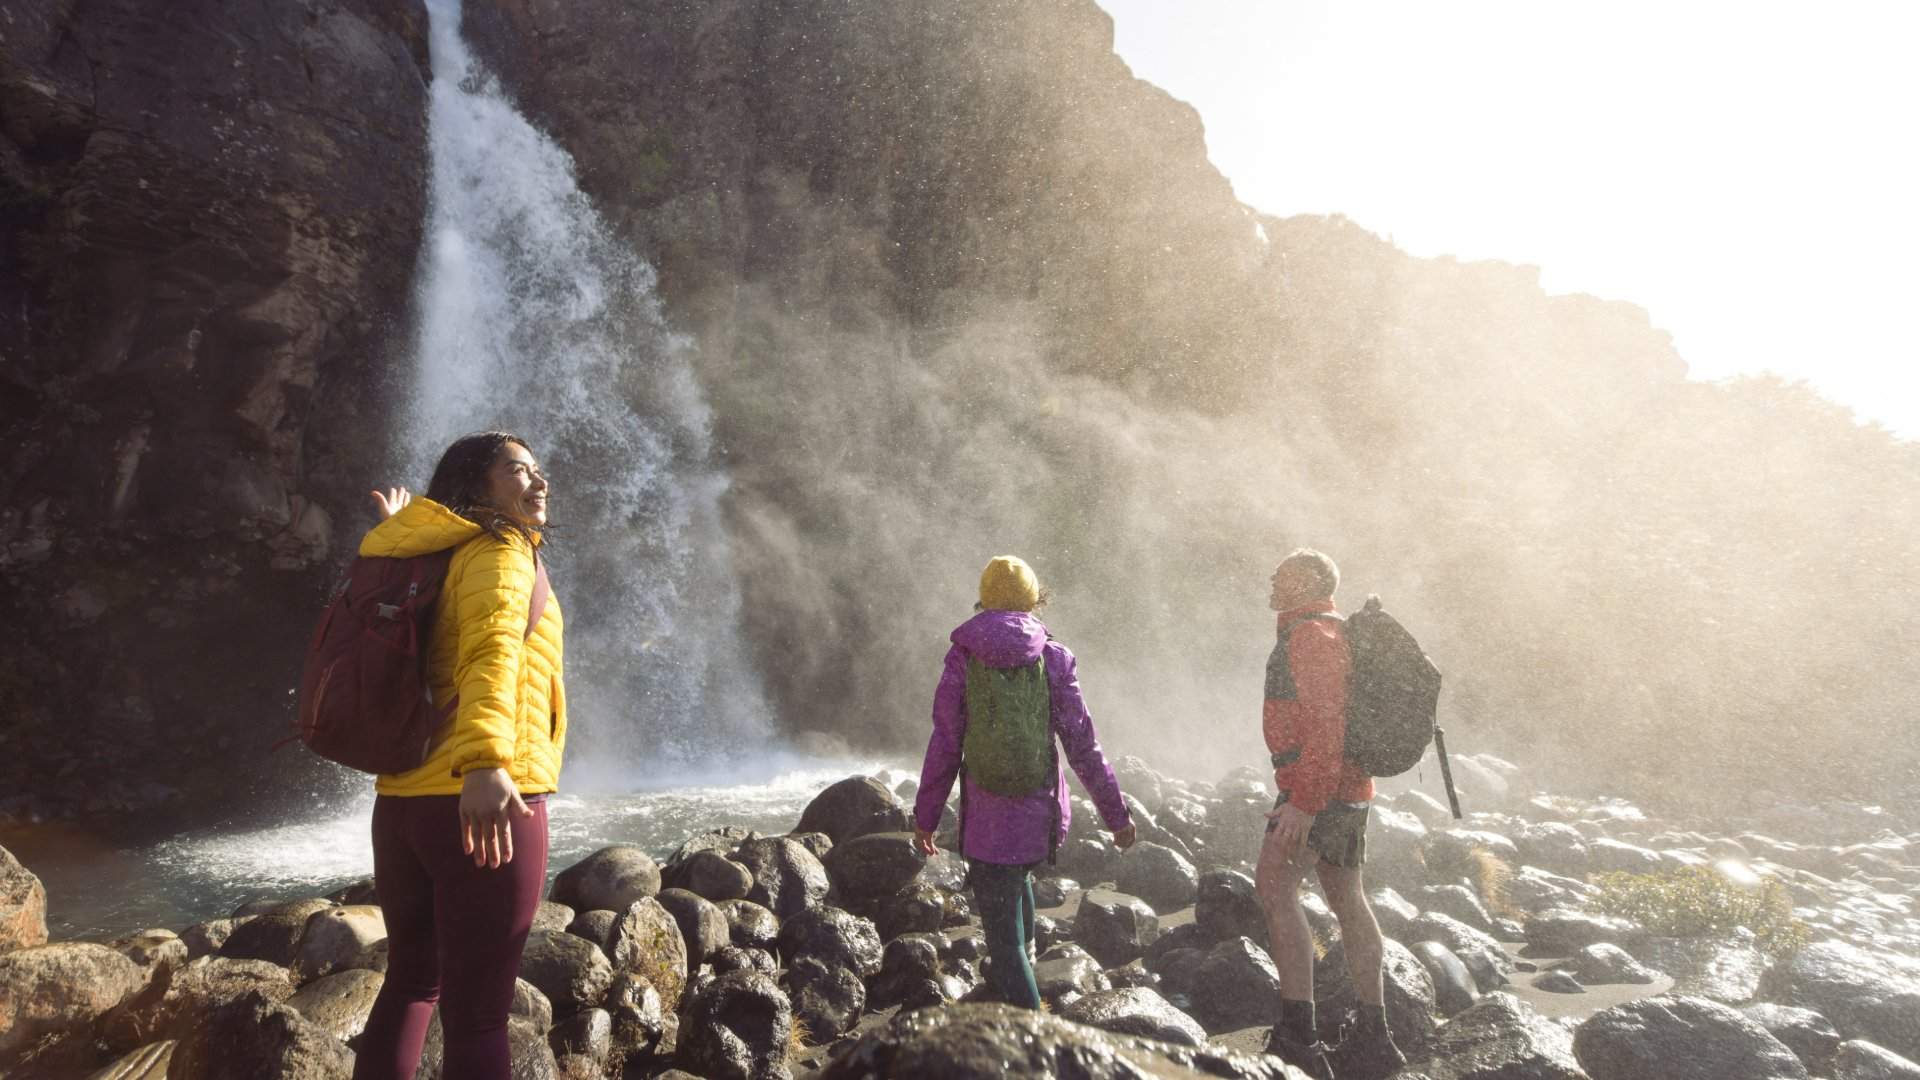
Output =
[
  {"x1": 1337, "y1": 1024, "x2": 1408, "y2": 1080},
  {"x1": 1262, "y1": 1027, "x2": 1335, "y2": 1080}
]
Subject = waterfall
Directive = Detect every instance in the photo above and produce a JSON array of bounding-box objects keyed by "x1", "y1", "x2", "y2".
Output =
[{"x1": 405, "y1": 0, "x2": 770, "y2": 778}]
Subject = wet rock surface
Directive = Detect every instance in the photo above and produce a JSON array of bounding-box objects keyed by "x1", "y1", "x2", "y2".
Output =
[
  {"x1": 1057, "y1": 985, "x2": 1209, "y2": 1047},
  {"x1": 0, "y1": 846, "x2": 48, "y2": 953},
  {"x1": 1073, "y1": 890, "x2": 1160, "y2": 967},
  {"x1": 550, "y1": 847, "x2": 662, "y2": 913},
  {"x1": 1761, "y1": 940, "x2": 1920, "y2": 1061},
  {"x1": 675, "y1": 970, "x2": 793, "y2": 1080},
  {"x1": 733, "y1": 837, "x2": 831, "y2": 919},
  {"x1": 0, "y1": 941, "x2": 145, "y2": 1063},
  {"x1": 796, "y1": 776, "x2": 910, "y2": 844},
  {"x1": 1421, "y1": 991, "x2": 1587, "y2": 1080},
  {"x1": 1572, "y1": 994, "x2": 1809, "y2": 1080}
]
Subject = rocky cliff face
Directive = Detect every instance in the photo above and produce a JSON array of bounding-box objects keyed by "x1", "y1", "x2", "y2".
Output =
[{"x1": 0, "y1": 0, "x2": 432, "y2": 821}]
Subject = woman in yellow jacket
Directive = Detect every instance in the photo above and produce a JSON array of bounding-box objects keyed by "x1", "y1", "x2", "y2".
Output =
[{"x1": 353, "y1": 431, "x2": 566, "y2": 1080}]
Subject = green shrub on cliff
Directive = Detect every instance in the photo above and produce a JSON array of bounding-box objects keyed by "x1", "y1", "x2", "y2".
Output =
[{"x1": 1592, "y1": 866, "x2": 1808, "y2": 958}]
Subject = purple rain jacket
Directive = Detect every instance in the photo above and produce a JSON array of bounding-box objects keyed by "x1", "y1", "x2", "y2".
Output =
[{"x1": 913, "y1": 609, "x2": 1133, "y2": 865}]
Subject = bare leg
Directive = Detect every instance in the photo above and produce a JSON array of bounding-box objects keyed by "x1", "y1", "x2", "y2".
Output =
[
  {"x1": 1255, "y1": 822, "x2": 1318, "y2": 998},
  {"x1": 1316, "y1": 859, "x2": 1385, "y2": 1006}
]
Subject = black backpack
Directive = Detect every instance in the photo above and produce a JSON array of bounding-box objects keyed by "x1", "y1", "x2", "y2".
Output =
[
  {"x1": 1274, "y1": 595, "x2": 1460, "y2": 817},
  {"x1": 1341, "y1": 595, "x2": 1443, "y2": 778}
]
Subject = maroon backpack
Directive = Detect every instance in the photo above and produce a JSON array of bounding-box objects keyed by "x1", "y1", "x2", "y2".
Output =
[{"x1": 293, "y1": 548, "x2": 550, "y2": 775}]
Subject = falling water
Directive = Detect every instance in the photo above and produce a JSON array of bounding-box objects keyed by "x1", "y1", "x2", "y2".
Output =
[{"x1": 405, "y1": 0, "x2": 770, "y2": 777}]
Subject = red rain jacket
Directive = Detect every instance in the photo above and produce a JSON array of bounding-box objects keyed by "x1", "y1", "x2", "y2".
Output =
[{"x1": 1263, "y1": 600, "x2": 1374, "y2": 814}]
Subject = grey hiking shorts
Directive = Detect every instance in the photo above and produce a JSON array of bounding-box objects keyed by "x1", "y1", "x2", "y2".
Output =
[{"x1": 1266, "y1": 790, "x2": 1371, "y2": 868}]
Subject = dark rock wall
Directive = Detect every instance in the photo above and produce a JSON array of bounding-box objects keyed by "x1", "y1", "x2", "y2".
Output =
[{"x1": 0, "y1": 0, "x2": 432, "y2": 821}]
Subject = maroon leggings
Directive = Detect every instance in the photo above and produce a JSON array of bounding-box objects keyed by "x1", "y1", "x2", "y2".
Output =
[{"x1": 353, "y1": 794, "x2": 549, "y2": 1080}]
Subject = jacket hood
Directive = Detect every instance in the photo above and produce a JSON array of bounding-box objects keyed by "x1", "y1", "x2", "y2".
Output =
[
  {"x1": 951, "y1": 609, "x2": 1048, "y2": 668},
  {"x1": 358, "y1": 498, "x2": 487, "y2": 558}
]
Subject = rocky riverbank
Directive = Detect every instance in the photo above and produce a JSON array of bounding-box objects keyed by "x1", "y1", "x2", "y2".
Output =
[{"x1": 2, "y1": 757, "x2": 1917, "y2": 1079}]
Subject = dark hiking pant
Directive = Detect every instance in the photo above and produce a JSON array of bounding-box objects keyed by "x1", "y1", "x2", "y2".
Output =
[
  {"x1": 353, "y1": 794, "x2": 549, "y2": 1080},
  {"x1": 968, "y1": 858, "x2": 1042, "y2": 1009}
]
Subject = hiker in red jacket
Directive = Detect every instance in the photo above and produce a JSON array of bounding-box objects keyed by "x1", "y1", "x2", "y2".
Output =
[{"x1": 1256, "y1": 549, "x2": 1405, "y2": 1080}]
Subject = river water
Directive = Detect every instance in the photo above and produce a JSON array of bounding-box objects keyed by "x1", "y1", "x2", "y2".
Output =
[{"x1": 24, "y1": 759, "x2": 911, "y2": 942}]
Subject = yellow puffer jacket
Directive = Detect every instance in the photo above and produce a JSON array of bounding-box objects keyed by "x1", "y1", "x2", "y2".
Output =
[{"x1": 358, "y1": 499, "x2": 567, "y2": 796}]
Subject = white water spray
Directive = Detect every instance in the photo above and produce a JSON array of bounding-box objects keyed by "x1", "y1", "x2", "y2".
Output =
[{"x1": 407, "y1": 0, "x2": 770, "y2": 775}]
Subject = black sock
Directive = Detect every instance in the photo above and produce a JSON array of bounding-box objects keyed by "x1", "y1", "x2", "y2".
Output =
[
  {"x1": 1359, "y1": 1003, "x2": 1391, "y2": 1038},
  {"x1": 1281, "y1": 998, "x2": 1317, "y2": 1043}
]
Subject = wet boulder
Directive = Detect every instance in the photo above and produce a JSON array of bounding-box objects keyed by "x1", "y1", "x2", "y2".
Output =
[
  {"x1": 1631, "y1": 933, "x2": 1766, "y2": 1004},
  {"x1": 550, "y1": 1006, "x2": 613, "y2": 1070},
  {"x1": 796, "y1": 776, "x2": 910, "y2": 844},
  {"x1": 675, "y1": 970, "x2": 793, "y2": 1080},
  {"x1": 785, "y1": 955, "x2": 867, "y2": 1040},
  {"x1": 1033, "y1": 942, "x2": 1111, "y2": 1004},
  {"x1": 284, "y1": 968, "x2": 383, "y2": 1042},
  {"x1": 167, "y1": 989, "x2": 354, "y2": 1080},
  {"x1": 231, "y1": 897, "x2": 332, "y2": 920},
  {"x1": 775, "y1": 905, "x2": 882, "y2": 977},
  {"x1": 1055, "y1": 837, "x2": 1118, "y2": 883},
  {"x1": 0, "y1": 941, "x2": 146, "y2": 1063},
  {"x1": 718, "y1": 899, "x2": 782, "y2": 951},
  {"x1": 654, "y1": 888, "x2": 729, "y2": 969},
  {"x1": 1422, "y1": 991, "x2": 1587, "y2": 1080},
  {"x1": 1565, "y1": 943, "x2": 1658, "y2": 986},
  {"x1": 1760, "y1": 940, "x2": 1920, "y2": 1061},
  {"x1": 821, "y1": 832, "x2": 924, "y2": 908},
  {"x1": 565, "y1": 909, "x2": 619, "y2": 951},
  {"x1": 603, "y1": 972, "x2": 669, "y2": 1053},
  {"x1": 1524, "y1": 909, "x2": 1646, "y2": 954},
  {"x1": 1506, "y1": 865, "x2": 1600, "y2": 915},
  {"x1": 680, "y1": 851, "x2": 755, "y2": 902},
  {"x1": 1370, "y1": 887, "x2": 1420, "y2": 940},
  {"x1": 607, "y1": 898, "x2": 689, "y2": 1011},
  {"x1": 0, "y1": 845, "x2": 48, "y2": 953},
  {"x1": 1833, "y1": 1040, "x2": 1920, "y2": 1080},
  {"x1": 291, "y1": 905, "x2": 386, "y2": 983},
  {"x1": 100, "y1": 955, "x2": 295, "y2": 1052},
  {"x1": 1412, "y1": 939, "x2": 1481, "y2": 1015},
  {"x1": 110, "y1": 929, "x2": 189, "y2": 982},
  {"x1": 1059, "y1": 986, "x2": 1208, "y2": 1047},
  {"x1": 1186, "y1": 937, "x2": 1280, "y2": 1033},
  {"x1": 733, "y1": 837, "x2": 830, "y2": 918},
  {"x1": 1032, "y1": 876, "x2": 1076, "y2": 908},
  {"x1": 866, "y1": 934, "x2": 940, "y2": 1007},
  {"x1": 530, "y1": 901, "x2": 575, "y2": 934},
  {"x1": 1417, "y1": 884, "x2": 1496, "y2": 934},
  {"x1": 819, "y1": 1001, "x2": 1287, "y2": 1079},
  {"x1": 1406, "y1": 911, "x2": 1513, "y2": 991},
  {"x1": 1573, "y1": 994, "x2": 1809, "y2": 1080},
  {"x1": 517, "y1": 930, "x2": 614, "y2": 1018},
  {"x1": 180, "y1": 918, "x2": 247, "y2": 960},
  {"x1": 551, "y1": 846, "x2": 661, "y2": 912},
  {"x1": 218, "y1": 911, "x2": 310, "y2": 967},
  {"x1": 1742, "y1": 1003, "x2": 1842, "y2": 1075},
  {"x1": 710, "y1": 946, "x2": 776, "y2": 976},
  {"x1": 875, "y1": 882, "x2": 947, "y2": 941},
  {"x1": 1514, "y1": 822, "x2": 1592, "y2": 878},
  {"x1": 1534, "y1": 970, "x2": 1586, "y2": 994},
  {"x1": 1113, "y1": 842, "x2": 1198, "y2": 915},
  {"x1": 1586, "y1": 838, "x2": 1665, "y2": 875},
  {"x1": 1318, "y1": 937, "x2": 1439, "y2": 1061},
  {"x1": 1073, "y1": 890, "x2": 1160, "y2": 967},
  {"x1": 1144, "y1": 922, "x2": 1213, "y2": 971},
  {"x1": 512, "y1": 977, "x2": 554, "y2": 1033}
]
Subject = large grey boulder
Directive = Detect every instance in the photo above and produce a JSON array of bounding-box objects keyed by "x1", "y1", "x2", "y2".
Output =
[
  {"x1": 100, "y1": 955, "x2": 295, "y2": 1053},
  {"x1": 785, "y1": 955, "x2": 866, "y2": 1042},
  {"x1": 820, "y1": 832, "x2": 925, "y2": 908},
  {"x1": 551, "y1": 847, "x2": 661, "y2": 912},
  {"x1": 1760, "y1": 940, "x2": 1920, "y2": 1061},
  {"x1": 1033, "y1": 942, "x2": 1110, "y2": 1004},
  {"x1": 1112, "y1": 842, "x2": 1199, "y2": 915},
  {"x1": 654, "y1": 888, "x2": 730, "y2": 969},
  {"x1": 1186, "y1": 937, "x2": 1280, "y2": 1034},
  {"x1": 680, "y1": 851, "x2": 755, "y2": 902},
  {"x1": 1193, "y1": 869, "x2": 1266, "y2": 944},
  {"x1": 1406, "y1": 911, "x2": 1513, "y2": 991},
  {"x1": 291, "y1": 905, "x2": 386, "y2": 983},
  {"x1": 775, "y1": 905, "x2": 882, "y2": 977},
  {"x1": 1572, "y1": 994, "x2": 1809, "y2": 1080},
  {"x1": 718, "y1": 899, "x2": 782, "y2": 951},
  {"x1": 1059, "y1": 986, "x2": 1208, "y2": 1047},
  {"x1": 1742, "y1": 1002, "x2": 1842, "y2": 1075},
  {"x1": 1514, "y1": 822, "x2": 1592, "y2": 878},
  {"x1": 675, "y1": 970, "x2": 793, "y2": 1080},
  {"x1": 0, "y1": 845, "x2": 48, "y2": 953},
  {"x1": 733, "y1": 837, "x2": 831, "y2": 919},
  {"x1": 1073, "y1": 890, "x2": 1160, "y2": 967},
  {"x1": 517, "y1": 930, "x2": 615, "y2": 1018},
  {"x1": 1422, "y1": 992, "x2": 1588, "y2": 1080},
  {"x1": 217, "y1": 911, "x2": 310, "y2": 967},
  {"x1": 1411, "y1": 939, "x2": 1481, "y2": 1015},
  {"x1": 1565, "y1": 943, "x2": 1659, "y2": 986},
  {"x1": 1834, "y1": 1040, "x2": 1920, "y2": 1080},
  {"x1": 283, "y1": 968, "x2": 383, "y2": 1042},
  {"x1": 819, "y1": 1002, "x2": 1291, "y2": 1078},
  {"x1": 795, "y1": 776, "x2": 910, "y2": 844},
  {"x1": 166, "y1": 990, "x2": 353, "y2": 1079},
  {"x1": 1524, "y1": 908, "x2": 1646, "y2": 954},
  {"x1": 1631, "y1": 933, "x2": 1767, "y2": 1003},
  {"x1": 1317, "y1": 936, "x2": 1439, "y2": 1062},
  {"x1": 607, "y1": 898, "x2": 689, "y2": 1011},
  {"x1": 0, "y1": 942, "x2": 145, "y2": 1063}
]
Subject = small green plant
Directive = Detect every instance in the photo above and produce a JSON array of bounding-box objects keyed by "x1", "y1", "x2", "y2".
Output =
[{"x1": 1592, "y1": 866, "x2": 1809, "y2": 958}]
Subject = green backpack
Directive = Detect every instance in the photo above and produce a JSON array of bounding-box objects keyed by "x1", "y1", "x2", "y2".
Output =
[{"x1": 961, "y1": 655, "x2": 1055, "y2": 796}]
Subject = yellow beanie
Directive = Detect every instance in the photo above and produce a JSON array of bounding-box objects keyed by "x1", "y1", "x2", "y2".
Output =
[{"x1": 979, "y1": 555, "x2": 1041, "y2": 612}]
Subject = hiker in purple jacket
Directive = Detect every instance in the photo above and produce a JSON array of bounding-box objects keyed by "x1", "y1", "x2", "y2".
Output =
[{"x1": 912, "y1": 555, "x2": 1136, "y2": 1009}]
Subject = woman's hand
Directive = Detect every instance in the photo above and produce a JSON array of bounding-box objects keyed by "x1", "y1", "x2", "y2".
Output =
[
  {"x1": 1110, "y1": 824, "x2": 1138, "y2": 850},
  {"x1": 370, "y1": 486, "x2": 413, "y2": 520},
  {"x1": 913, "y1": 828, "x2": 939, "y2": 857},
  {"x1": 459, "y1": 767, "x2": 533, "y2": 869}
]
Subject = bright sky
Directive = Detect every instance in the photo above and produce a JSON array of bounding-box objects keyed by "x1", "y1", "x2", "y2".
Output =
[{"x1": 1095, "y1": 0, "x2": 1920, "y2": 437}]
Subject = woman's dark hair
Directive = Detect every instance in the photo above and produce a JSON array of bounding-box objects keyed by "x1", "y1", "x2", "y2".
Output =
[{"x1": 426, "y1": 431, "x2": 542, "y2": 545}]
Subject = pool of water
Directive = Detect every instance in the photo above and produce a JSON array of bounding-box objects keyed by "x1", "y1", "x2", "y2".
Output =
[{"x1": 16, "y1": 756, "x2": 911, "y2": 941}]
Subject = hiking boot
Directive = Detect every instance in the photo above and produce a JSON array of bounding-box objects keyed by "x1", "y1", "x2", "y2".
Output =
[
  {"x1": 1262, "y1": 1027, "x2": 1335, "y2": 1080},
  {"x1": 1337, "y1": 1023, "x2": 1408, "y2": 1080}
]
